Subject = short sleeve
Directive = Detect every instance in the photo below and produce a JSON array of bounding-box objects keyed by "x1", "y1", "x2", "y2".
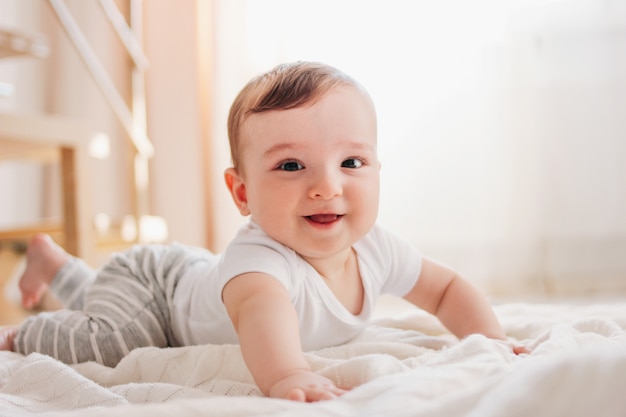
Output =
[
  {"x1": 356, "y1": 225, "x2": 422, "y2": 297},
  {"x1": 215, "y1": 222, "x2": 295, "y2": 296}
]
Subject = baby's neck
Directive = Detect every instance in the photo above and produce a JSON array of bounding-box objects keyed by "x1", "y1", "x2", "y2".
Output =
[
  {"x1": 302, "y1": 248, "x2": 354, "y2": 281},
  {"x1": 303, "y1": 248, "x2": 364, "y2": 315}
]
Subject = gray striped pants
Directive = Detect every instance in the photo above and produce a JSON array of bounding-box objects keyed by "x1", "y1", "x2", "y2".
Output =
[{"x1": 13, "y1": 243, "x2": 205, "y2": 367}]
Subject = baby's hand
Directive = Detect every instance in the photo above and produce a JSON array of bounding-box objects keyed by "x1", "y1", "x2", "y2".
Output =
[{"x1": 269, "y1": 370, "x2": 347, "y2": 402}]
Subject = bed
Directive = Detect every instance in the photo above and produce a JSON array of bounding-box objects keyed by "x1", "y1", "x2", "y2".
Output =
[{"x1": 1, "y1": 297, "x2": 625, "y2": 417}]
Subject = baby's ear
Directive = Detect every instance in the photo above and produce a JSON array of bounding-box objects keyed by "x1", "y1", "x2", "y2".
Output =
[{"x1": 224, "y1": 168, "x2": 251, "y2": 216}]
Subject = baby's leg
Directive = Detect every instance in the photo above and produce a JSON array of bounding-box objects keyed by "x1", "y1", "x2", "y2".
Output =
[
  {"x1": 19, "y1": 234, "x2": 95, "y2": 310},
  {"x1": 12, "y1": 244, "x2": 199, "y2": 367}
]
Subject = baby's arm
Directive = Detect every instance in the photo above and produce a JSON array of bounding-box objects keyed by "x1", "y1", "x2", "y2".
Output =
[
  {"x1": 222, "y1": 272, "x2": 346, "y2": 401},
  {"x1": 404, "y1": 258, "x2": 527, "y2": 353}
]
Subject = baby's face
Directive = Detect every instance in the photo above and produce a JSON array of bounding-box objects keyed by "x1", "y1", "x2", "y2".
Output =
[{"x1": 237, "y1": 86, "x2": 380, "y2": 261}]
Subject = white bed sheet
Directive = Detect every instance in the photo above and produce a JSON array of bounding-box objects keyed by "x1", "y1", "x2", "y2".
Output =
[{"x1": 1, "y1": 301, "x2": 625, "y2": 417}]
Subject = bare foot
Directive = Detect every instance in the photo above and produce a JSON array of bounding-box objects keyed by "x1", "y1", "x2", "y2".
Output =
[
  {"x1": 18, "y1": 234, "x2": 70, "y2": 310},
  {"x1": 0, "y1": 328, "x2": 17, "y2": 351}
]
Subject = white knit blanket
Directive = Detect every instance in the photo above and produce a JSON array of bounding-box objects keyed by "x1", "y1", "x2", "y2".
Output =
[{"x1": 1, "y1": 302, "x2": 626, "y2": 417}]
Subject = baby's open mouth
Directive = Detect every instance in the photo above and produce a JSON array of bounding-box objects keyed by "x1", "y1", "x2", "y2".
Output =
[{"x1": 306, "y1": 214, "x2": 344, "y2": 224}]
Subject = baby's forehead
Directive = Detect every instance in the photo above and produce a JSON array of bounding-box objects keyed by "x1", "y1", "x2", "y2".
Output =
[
  {"x1": 247, "y1": 86, "x2": 373, "y2": 124},
  {"x1": 240, "y1": 87, "x2": 377, "y2": 152}
]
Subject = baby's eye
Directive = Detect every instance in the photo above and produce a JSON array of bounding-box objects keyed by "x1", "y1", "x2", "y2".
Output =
[
  {"x1": 341, "y1": 158, "x2": 364, "y2": 169},
  {"x1": 278, "y1": 161, "x2": 304, "y2": 171}
]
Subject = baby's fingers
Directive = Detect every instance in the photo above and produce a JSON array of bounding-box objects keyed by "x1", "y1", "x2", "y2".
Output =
[
  {"x1": 284, "y1": 384, "x2": 347, "y2": 402},
  {"x1": 270, "y1": 371, "x2": 348, "y2": 402},
  {"x1": 302, "y1": 386, "x2": 347, "y2": 402}
]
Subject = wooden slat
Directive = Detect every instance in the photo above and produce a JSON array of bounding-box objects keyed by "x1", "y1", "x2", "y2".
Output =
[
  {"x1": 0, "y1": 27, "x2": 49, "y2": 59},
  {"x1": 0, "y1": 111, "x2": 94, "y2": 147},
  {"x1": 198, "y1": 0, "x2": 216, "y2": 251},
  {"x1": 0, "y1": 138, "x2": 58, "y2": 162},
  {"x1": 0, "y1": 223, "x2": 63, "y2": 241},
  {"x1": 60, "y1": 147, "x2": 79, "y2": 256}
]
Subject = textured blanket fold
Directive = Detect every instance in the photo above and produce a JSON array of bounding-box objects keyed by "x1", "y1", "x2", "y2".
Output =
[{"x1": 1, "y1": 302, "x2": 625, "y2": 417}]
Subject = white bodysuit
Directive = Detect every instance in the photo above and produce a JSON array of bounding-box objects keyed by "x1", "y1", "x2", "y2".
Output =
[{"x1": 171, "y1": 221, "x2": 422, "y2": 351}]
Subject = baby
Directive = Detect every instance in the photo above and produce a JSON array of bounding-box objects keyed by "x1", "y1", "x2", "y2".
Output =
[{"x1": 0, "y1": 61, "x2": 524, "y2": 402}]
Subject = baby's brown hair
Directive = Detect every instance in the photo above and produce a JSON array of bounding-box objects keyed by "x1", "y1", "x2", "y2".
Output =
[{"x1": 227, "y1": 61, "x2": 361, "y2": 170}]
